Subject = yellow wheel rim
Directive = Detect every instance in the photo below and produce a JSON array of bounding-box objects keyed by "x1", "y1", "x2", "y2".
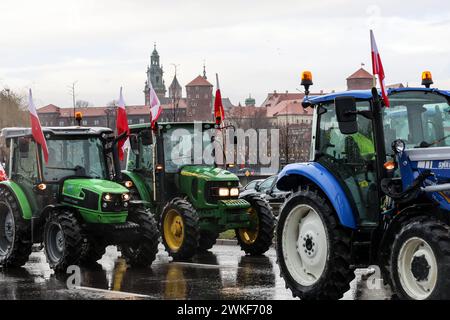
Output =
[
  {"x1": 238, "y1": 207, "x2": 259, "y2": 245},
  {"x1": 164, "y1": 209, "x2": 185, "y2": 251}
]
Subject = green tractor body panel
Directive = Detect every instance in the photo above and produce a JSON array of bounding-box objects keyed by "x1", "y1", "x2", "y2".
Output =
[
  {"x1": 0, "y1": 181, "x2": 33, "y2": 220},
  {"x1": 122, "y1": 170, "x2": 153, "y2": 204},
  {"x1": 61, "y1": 179, "x2": 129, "y2": 224}
]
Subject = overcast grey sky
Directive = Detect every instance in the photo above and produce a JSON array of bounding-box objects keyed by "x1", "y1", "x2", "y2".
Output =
[{"x1": 0, "y1": 0, "x2": 449, "y2": 108}]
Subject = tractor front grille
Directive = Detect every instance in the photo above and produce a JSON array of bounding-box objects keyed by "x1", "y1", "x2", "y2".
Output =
[{"x1": 205, "y1": 181, "x2": 240, "y2": 204}]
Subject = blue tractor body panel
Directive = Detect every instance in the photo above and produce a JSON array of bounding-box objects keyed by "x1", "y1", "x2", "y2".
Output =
[{"x1": 277, "y1": 162, "x2": 358, "y2": 229}]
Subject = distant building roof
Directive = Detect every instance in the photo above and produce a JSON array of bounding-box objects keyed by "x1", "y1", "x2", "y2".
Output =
[
  {"x1": 228, "y1": 106, "x2": 267, "y2": 118},
  {"x1": 38, "y1": 104, "x2": 60, "y2": 113},
  {"x1": 274, "y1": 100, "x2": 314, "y2": 116},
  {"x1": 221, "y1": 98, "x2": 235, "y2": 110},
  {"x1": 186, "y1": 75, "x2": 213, "y2": 87},
  {"x1": 347, "y1": 67, "x2": 373, "y2": 80},
  {"x1": 386, "y1": 83, "x2": 405, "y2": 89}
]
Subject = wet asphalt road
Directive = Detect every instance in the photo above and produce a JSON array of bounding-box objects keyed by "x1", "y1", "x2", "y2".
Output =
[{"x1": 0, "y1": 244, "x2": 392, "y2": 300}]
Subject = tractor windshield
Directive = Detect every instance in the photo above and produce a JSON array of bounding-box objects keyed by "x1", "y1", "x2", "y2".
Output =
[
  {"x1": 43, "y1": 137, "x2": 107, "y2": 182},
  {"x1": 163, "y1": 126, "x2": 213, "y2": 173},
  {"x1": 384, "y1": 91, "x2": 450, "y2": 150}
]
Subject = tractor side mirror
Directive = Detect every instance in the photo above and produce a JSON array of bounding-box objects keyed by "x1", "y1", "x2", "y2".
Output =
[
  {"x1": 130, "y1": 134, "x2": 139, "y2": 154},
  {"x1": 335, "y1": 96, "x2": 358, "y2": 135},
  {"x1": 140, "y1": 130, "x2": 153, "y2": 146},
  {"x1": 18, "y1": 137, "x2": 30, "y2": 154}
]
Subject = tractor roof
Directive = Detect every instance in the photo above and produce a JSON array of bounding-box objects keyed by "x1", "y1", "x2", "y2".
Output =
[
  {"x1": 0, "y1": 126, "x2": 113, "y2": 139},
  {"x1": 305, "y1": 87, "x2": 450, "y2": 105},
  {"x1": 129, "y1": 122, "x2": 218, "y2": 131}
]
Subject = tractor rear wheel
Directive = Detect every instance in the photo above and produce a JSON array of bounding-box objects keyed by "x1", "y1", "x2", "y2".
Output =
[
  {"x1": 0, "y1": 188, "x2": 31, "y2": 267},
  {"x1": 161, "y1": 197, "x2": 199, "y2": 261},
  {"x1": 121, "y1": 208, "x2": 160, "y2": 267},
  {"x1": 276, "y1": 188, "x2": 354, "y2": 300},
  {"x1": 236, "y1": 195, "x2": 275, "y2": 256},
  {"x1": 198, "y1": 231, "x2": 219, "y2": 252},
  {"x1": 44, "y1": 210, "x2": 83, "y2": 272},
  {"x1": 390, "y1": 217, "x2": 450, "y2": 300}
]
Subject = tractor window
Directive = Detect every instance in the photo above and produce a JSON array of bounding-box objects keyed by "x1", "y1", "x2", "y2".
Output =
[
  {"x1": 316, "y1": 100, "x2": 379, "y2": 225},
  {"x1": 43, "y1": 137, "x2": 107, "y2": 182},
  {"x1": 384, "y1": 91, "x2": 450, "y2": 150},
  {"x1": 13, "y1": 138, "x2": 39, "y2": 183},
  {"x1": 163, "y1": 127, "x2": 211, "y2": 173}
]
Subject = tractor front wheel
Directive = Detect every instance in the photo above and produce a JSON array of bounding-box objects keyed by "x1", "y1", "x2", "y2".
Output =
[
  {"x1": 121, "y1": 208, "x2": 160, "y2": 267},
  {"x1": 80, "y1": 239, "x2": 106, "y2": 266},
  {"x1": 236, "y1": 195, "x2": 275, "y2": 256},
  {"x1": 161, "y1": 198, "x2": 199, "y2": 261},
  {"x1": 390, "y1": 217, "x2": 450, "y2": 300},
  {"x1": 0, "y1": 188, "x2": 31, "y2": 267},
  {"x1": 276, "y1": 188, "x2": 354, "y2": 300},
  {"x1": 44, "y1": 210, "x2": 83, "y2": 272}
]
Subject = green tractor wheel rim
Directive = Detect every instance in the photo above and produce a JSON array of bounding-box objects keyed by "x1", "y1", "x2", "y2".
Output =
[
  {"x1": 0, "y1": 202, "x2": 14, "y2": 255},
  {"x1": 46, "y1": 223, "x2": 65, "y2": 264}
]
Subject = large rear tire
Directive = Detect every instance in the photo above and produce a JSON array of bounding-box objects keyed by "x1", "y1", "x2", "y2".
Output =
[
  {"x1": 121, "y1": 208, "x2": 160, "y2": 267},
  {"x1": 390, "y1": 217, "x2": 450, "y2": 300},
  {"x1": 161, "y1": 197, "x2": 199, "y2": 261},
  {"x1": 236, "y1": 195, "x2": 275, "y2": 256},
  {"x1": 276, "y1": 188, "x2": 355, "y2": 300},
  {"x1": 0, "y1": 188, "x2": 31, "y2": 267},
  {"x1": 44, "y1": 210, "x2": 83, "y2": 272}
]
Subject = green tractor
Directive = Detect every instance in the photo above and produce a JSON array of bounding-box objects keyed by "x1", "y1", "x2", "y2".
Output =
[
  {"x1": 0, "y1": 126, "x2": 159, "y2": 271},
  {"x1": 122, "y1": 122, "x2": 275, "y2": 260}
]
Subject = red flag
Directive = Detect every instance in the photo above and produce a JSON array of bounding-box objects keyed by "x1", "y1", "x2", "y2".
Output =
[
  {"x1": 370, "y1": 30, "x2": 390, "y2": 108},
  {"x1": 148, "y1": 80, "x2": 161, "y2": 129},
  {"x1": 28, "y1": 89, "x2": 49, "y2": 163},
  {"x1": 214, "y1": 74, "x2": 225, "y2": 125},
  {"x1": 116, "y1": 87, "x2": 130, "y2": 161},
  {"x1": 0, "y1": 162, "x2": 7, "y2": 181}
]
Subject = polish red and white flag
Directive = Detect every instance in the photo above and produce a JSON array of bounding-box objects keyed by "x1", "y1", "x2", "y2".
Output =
[
  {"x1": 0, "y1": 162, "x2": 7, "y2": 181},
  {"x1": 148, "y1": 80, "x2": 161, "y2": 129},
  {"x1": 370, "y1": 30, "x2": 390, "y2": 107},
  {"x1": 28, "y1": 89, "x2": 49, "y2": 163},
  {"x1": 116, "y1": 87, "x2": 130, "y2": 160}
]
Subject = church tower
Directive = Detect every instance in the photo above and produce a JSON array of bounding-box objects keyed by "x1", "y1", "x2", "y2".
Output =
[{"x1": 145, "y1": 44, "x2": 166, "y2": 104}]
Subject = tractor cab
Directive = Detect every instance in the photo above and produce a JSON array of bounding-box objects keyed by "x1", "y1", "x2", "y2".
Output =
[
  {"x1": 127, "y1": 122, "x2": 222, "y2": 207},
  {"x1": 0, "y1": 126, "x2": 122, "y2": 216}
]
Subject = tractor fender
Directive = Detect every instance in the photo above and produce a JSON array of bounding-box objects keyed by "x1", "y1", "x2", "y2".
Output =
[
  {"x1": 277, "y1": 162, "x2": 357, "y2": 229},
  {"x1": 121, "y1": 170, "x2": 152, "y2": 203},
  {"x1": 0, "y1": 181, "x2": 33, "y2": 220}
]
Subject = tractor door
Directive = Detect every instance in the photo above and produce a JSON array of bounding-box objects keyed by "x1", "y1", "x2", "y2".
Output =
[
  {"x1": 315, "y1": 100, "x2": 379, "y2": 225},
  {"x1": 10, "y1": 137, "x2": 40, "y2": 212},
  {"x1": 128, "y1": 130, "x2": 156, "y2": 203}
]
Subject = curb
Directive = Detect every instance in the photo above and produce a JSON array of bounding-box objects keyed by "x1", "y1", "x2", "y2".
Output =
[{"x1": 216, "y1": 239, "x2": 238, "y2": 246}]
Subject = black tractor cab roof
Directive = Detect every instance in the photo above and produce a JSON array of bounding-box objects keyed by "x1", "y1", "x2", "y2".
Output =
[{"x1": 0, "y1": 126, "x2": 113, "y2": 140}]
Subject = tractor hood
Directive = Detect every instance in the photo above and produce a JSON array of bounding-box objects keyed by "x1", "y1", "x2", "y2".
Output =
[
  {"x1": 180, "y1": 166, "x2": 239, "y2": 182},
  {"x1": 63, "y1": 178, "x2": 128, "y2": 197}
]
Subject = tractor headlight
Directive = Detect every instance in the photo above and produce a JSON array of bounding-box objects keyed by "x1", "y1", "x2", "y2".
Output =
[
  {"x1": 230, "y1": 188, "x2": 239, "y2": 197},
  {"x1": 124, "y1": 180, "x2": 133, "y2": 188},
  {"x1": 218, "y1": 188, "x2": 230, "y2": 197},
  {"x1": 122, "y1": 193, "x2": 130, "y2": 201},
  {"x1": 103, "y1": 193, "x2": 113, "y2": 202},
  {"x1": 392, "y1": 139, "x2": 406, "y2": 154}
]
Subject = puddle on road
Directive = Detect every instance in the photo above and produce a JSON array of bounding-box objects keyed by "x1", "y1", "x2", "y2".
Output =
[{"x1": 0, "y1": 245, "x2": 392, "y2": 300}]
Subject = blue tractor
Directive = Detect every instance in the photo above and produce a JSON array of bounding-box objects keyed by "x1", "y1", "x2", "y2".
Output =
[{"x1": 276, "y1": 71, "x2": 450, "y2": 300}]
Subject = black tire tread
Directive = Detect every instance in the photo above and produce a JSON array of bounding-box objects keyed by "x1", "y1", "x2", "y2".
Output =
[
  {"x1": 44, "y1": 210, "x2": 83, "y2": 272},
  {"x1": 121, "y1": 207, "x2": 160, "y2": 267},
  {"x1": 236, "y1": 194, "x2": 275, "y2": 256},
  {"x1": 198, "y1": 231, "x2": 219, "y2": 252},
  {"x1": 390, "y1": 216, "x2": 450, "y2": 300},
  {"x1": 0, "y1": 187, "x2": 32, "y2": 267},
  {"x1": 160, "y1": 197, "x2": 199, "y2": 261}
]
